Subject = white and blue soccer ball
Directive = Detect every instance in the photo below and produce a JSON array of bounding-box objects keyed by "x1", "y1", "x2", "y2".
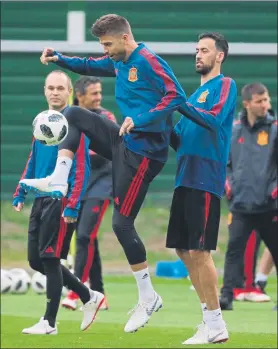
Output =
[
  {"x1": 31, "y1": 271, "x2": 47, "y2": 294},
  {"x1": 9, "y1": 268, "x2": 31, "y2": 294},
  {"x1": 1, "y1": 269, "x2": 13, "y2": 294},
  {"x1": 32, "y1": 110, "x2": 68, "y2": 146}
]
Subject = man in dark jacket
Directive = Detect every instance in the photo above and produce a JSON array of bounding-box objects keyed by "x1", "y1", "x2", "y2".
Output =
[
  {"x1": 62, "y1": 76, "x2": 116, "y2": 311},
  {"x1": 220, "y1": 83, "x2": 277, "y2": 310}
]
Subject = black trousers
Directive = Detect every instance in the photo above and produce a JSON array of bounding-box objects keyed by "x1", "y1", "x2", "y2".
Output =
[
  {"x1": 221, "y1": 211, "x2": 278, "y2": 300},
  {"x1": 74, "y1": 198, "x2": 109, "y2": 293},
  {"x1": 28, "y1": 197, "x2": 75, "y2": 261},
  {"x1": 231, "y1": 230, "x2": 261, "y2": 290}
]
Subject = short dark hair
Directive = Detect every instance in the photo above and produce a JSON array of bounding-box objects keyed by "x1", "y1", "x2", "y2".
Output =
[
  {"x1": 198, "y1": 32, "x2": 229, "y2": 63},
  {"x1": 241, "y1": 83, "x2": 268, "y2": 101},
  {"x1": 91, "y1": 14, "x2": 131, "y2": 37},
  {"x1": 74, "y1": 76, "x2": 101, "y2": 95},
  {"x1": 73, "y1": 76, "x2": 101, "y2": 105}
]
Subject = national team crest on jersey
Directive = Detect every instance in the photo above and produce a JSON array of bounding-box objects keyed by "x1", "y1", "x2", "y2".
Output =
[
  {"x1": 257, "y1": 130, "x2": 268, "y2": 146},
  {"x1": 197, "y1": 90, "x2": 209, "y2": 103},
  {"x1": 128, "y1": 67, "x2": 138, "y2": 82}
]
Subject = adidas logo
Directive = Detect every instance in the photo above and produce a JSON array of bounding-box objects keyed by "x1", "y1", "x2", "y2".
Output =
[
  {"x1": 60, "y1": 161, "x2": 67, "y2": 166},
  {"x1": 45, "y1": 246, "x2": 54, "y2": 253},
  {"x1": 142, "y1": 273, "x2": 149, "y2": 279}
]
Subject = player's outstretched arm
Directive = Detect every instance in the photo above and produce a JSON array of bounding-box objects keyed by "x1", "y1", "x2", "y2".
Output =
[
  {"x1": 13, "y1": 139, "x2": 36, "y2": 211},
  {"x1": 40, "y1": 47, "x2": 116, "y2": 77},
  {"x1": 178, "y1": 78, "x2": 237, "y2": 132}
]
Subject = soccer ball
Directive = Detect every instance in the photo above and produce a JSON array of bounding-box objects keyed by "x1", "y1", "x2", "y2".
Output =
[
  {"x1": 32, "y1": 110, "x2": 68, "y2": 146},
  {"x1": 1, "y1": 269, "x2": 13, "y2": 294},
  {"x1": 31, "y1": 272, "x2": 47, "y2": 294},
  {"x1": 9, "y1": 268, "x2": 31, "y2": 294}
]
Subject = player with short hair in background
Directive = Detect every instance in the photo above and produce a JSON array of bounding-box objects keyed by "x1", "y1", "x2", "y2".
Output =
[
  {"x1": 62, "y1": 76, "x2": 116, "y2": 311},
  {"x1": 13, "y1": 70, "x2": 105, "y2": 335}
]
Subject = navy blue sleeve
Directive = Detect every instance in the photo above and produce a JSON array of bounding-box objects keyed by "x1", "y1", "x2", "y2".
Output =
[
  {"x1": 53, "y1": 51, "x2": 116, "y2": 77},
  {"x1": 178, "y1": 78, "x2": 237, "y2": 132},
  {"x1": 132, "y1": 51, "x2": 186, "y2": 130}
]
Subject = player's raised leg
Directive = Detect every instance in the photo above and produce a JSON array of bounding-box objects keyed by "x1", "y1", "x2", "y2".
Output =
[{"x1": 20, "y1": 107, "x2": 119, "y2": 197}]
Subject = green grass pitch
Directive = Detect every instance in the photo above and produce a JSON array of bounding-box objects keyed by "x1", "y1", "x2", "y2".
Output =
[{"x1": 1, "y1": 275, "x2": 277, "y2": 348}]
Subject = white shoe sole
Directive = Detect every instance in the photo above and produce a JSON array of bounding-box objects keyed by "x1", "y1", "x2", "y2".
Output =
[
  {"x1": 61, "y1": 303, "x2": 77, "y2": 311},
  {"x1": 22, "y1": 329, "x2": 57, "y2": 335},
  {"x1": 19, "y1": 182, "x2": 66, "y2": 199}
]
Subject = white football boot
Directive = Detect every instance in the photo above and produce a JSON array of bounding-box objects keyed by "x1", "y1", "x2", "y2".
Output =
[
  {"x1": 182, "y1": 322, "x2": 229, "y2": 345},
  {"x1": 207, "y1": 326, "x2": 229, "y2": 344},
  {"x1": 244, "y1": 291, "x2": 270, "y2": 302},
  {"x1": 124, "y1": 292, "x2": 163, "y2": 333},
  {"x1": 22, "y1": 317, "x2": 57, "y2": 335},
  {"x1": 80, "y1": 290, "x2": 105, "y2": 331},
  {"x1": 19, "y1": 176, "x2": 68, "y2": 199},
  {"x1": 61, "y1": 291, "x2": 79, "y2": 310},
  {"x1": 182, "y1": 322, "x2": 209, "y2": 345}
]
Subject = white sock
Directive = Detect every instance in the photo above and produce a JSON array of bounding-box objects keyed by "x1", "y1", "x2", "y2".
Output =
[
  {"x1": 204, "y1": 308, "x2": 225, "y2": 330},
  {"x1": 133, "y1": 268, "x2": 155, "y2": 303},
  {"x1": 255, "y1": 272, "x2": 268, "y2": 283},
  {"x1": 51, "y1": 157, "x2": 73, "y2": 183},
  {"x1": 201, "y1": 303, "x2": 207, "y2": 321}
]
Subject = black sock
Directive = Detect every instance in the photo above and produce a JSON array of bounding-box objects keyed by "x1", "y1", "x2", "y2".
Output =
[
  {"x1": 61, "y1": 265, "x2": 91, "y2": 304},
  {"x1": 42, "y1": 259, "x2": 63, "y2": 328}
]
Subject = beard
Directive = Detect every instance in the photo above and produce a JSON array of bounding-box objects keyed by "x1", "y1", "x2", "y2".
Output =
[
  {"x1": 111, "y1": 50, "x2": 126, "y2": 62},
  {"x1": 196, "y1": 63, "x2": 214, "y2": 75}
]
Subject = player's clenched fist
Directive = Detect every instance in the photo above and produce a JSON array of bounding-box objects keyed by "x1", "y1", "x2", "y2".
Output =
[{"x1": 40, "y1": 48, "x2": 58, "y2": 65}]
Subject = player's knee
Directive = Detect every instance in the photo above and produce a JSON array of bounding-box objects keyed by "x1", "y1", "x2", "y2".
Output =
[
  {"x1": 29, "y1": 259, "x2": 44, "y2": 274},
  {"x1": 112, "y1": 212, "x2": 133, "y2": 242},
  {"x1": 176, "y1": 248, "x2": 188, "y2": 259},
  {"x1": 189, "y1": 249, "x2": 210, "y2": 262},
  {"x1": 76, "y1": 235, "x2": 90, "y2": 247},
  {"x1": 227, "y1": 237, "x2": 242, "y2": 253},
  {"x1": 112, "y1": 212, "x2": 146, "y2": 264},
  {"x1": 41, "y1": 258, "x2": 60, "y2": 273}
]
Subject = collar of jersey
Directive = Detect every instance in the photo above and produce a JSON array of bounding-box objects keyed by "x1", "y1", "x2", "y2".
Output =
[
  {"x1": 201, "y1": 74, "x2": 224, "y2": 88},
  {"x1": 124, "y1": 43, "x2": 145, "y2": 64}
]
